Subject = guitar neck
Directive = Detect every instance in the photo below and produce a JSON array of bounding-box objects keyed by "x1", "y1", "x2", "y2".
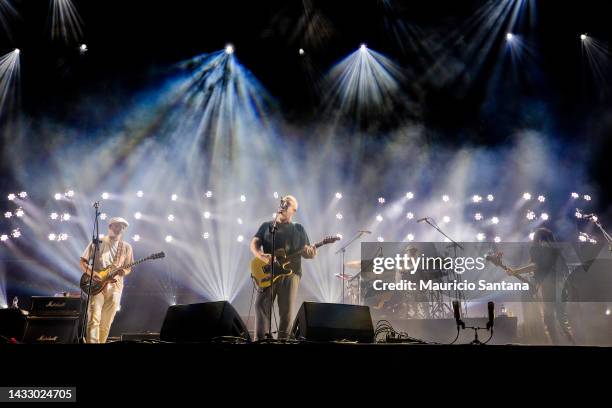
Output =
[
  {"x1": 107, "y1": 257, "x2": 149, "y2": 278},
  {"x1": 283, "y1": 241, "x2": 328, "y2": 262}
]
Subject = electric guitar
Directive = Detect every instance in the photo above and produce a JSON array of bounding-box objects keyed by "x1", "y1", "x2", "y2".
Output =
[
  {"x1": 485, "y1": 250, "x2": 539, "y2": 298},
  {"x1": 250, "y1": 236, "x2": 340, "y2": 289},
  {"x1": 80, "y1": 251, "x2": 165, "y2": 295}
]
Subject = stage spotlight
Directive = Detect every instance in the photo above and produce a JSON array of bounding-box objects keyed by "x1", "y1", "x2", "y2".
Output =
[
  {"x1": 537, "y1": 195, "x2": 546, "y2": 203},
  {"x1": 377, "y1": 236, "x2": 384, "y2": 242},
  {"x1": 606, "y1": 309, "x2": 611, "y2": 316},
  {"x1": 506, "y1": 33, "x2": 514, "y2": 41},
  {"x1": 335, "y1": 192, "x2": 343, "y2": 199},
  {"x1": 65, "y1": 190, "x2": 74, "y2": 198},
  {"x1": 167, "y1": 214, "x2": 175, "y2": 222},
  {"x1": 237, "y1": 218, "x2": 243, "y2": 225},
  {"x1": 299, "y1": 48, "x2": 305, "y2": 56},
  {"x1": 376, "y1": 214, "x2": 383, "y2": 222},
  {"x1": 491, "y1": 216, "x2": 499, "y2": 224},
  {"x1": 406, "y1": 233, "x2": 414, "y2": 241},
  {"x1": 136, "y1": 190, "x2": 144, "y2": 198},
  {"x1": 443, "y1": 216, "x2": 451, "y2": 223},
  {"x1": 165, "y1": 235, "x2": 173, "y2": 243},
  {"x1": 100, "y1": 213, "x2": 107, "y2": 220},
  {"x1": 240, "y1": 195, "x2": 246, "y2": 202},
  {"x1": 54, "y1": 193, "x2": 62, "y2": 200},
  {"x1": 11, "y1": 229, "x2": 20, "y2": 238},
  {"x1": 580, "y1": 34, "x2": 588, "y2": 41},
  {"x1": 487, "y1": 194, "x2": 494, "y2": 202},
  {"x1": 202, "y1": 232, "x2": 209, "y2": 240},
  {"x1": 273, "y1": 192, "x2": 279, "y2": 199},
  {"x1": 406, "y1": 192, "x2": 414, "y2": 200},
  {"x1": 225, "y1": 44, "x2": 234, "y2": 55},
  {"x1": 472, "y1": 195, "x2": 482, "y2": 203},
  {"x1": 584, "y1": 195, "x2": 592, "y2": 201},
  {"x1": 494, "y1": 236, "x2": 501, "y2": 243},
  {"x1": 571, "y1": 192, "x2": 579, "y2": 199},
  {"x1": 592, "y1": 215, "x2": 599, "y2": 222},
  {"x1": 101, "y1": 192, "x2": 109, "y2": 200},
  {"x1": 205, "y1": 191, "x2": 213, "y2": 198},
  {"x1": 15, "y1": 208, "x2": 24, "y2": 218},
  {"x1": 48, "y1": 233, "x2": 57, "y2": 241},
  {"x1": 336, "y1": 233, "x2": 343, "y2": 240},
  {"x1": 406, "y1": 212, "x2": 414, "y2": 220},
  {"x1": 7, "y1": 193, "x2": 15, "y2": 201},
  {"x1": 4, "y1": 212, "x2": 12, "y2": 219},
  {"x1": 590, "y1": 238, "x2": 598, "y2": 244},
  {"x1": 474, "y1": 213, "x2": 483, "y2": 221},
  {"x1": 237, "y1": 235, "x2": 244, "y2": 243},
  {"x1": 79, "y1": 43, "x2": 88, "y2": 52},
  {"x1": 132, "y1": 235, "x2": 140, "y2": 242},
  {"x1": 62, "y1": 213, "x2": 71, "y2": 221},
  {"x1": 171, "y1": 194, "x2": 178, "y2": 201},
  {"x1": 529, "y1": 232, "x2": 535, "y2": 241},
  {"x1": 442, "y1": 195, "x2": 450, "y2": 202},
  {"x1": 477, "y1": 233, "x2": 486, "y2": 241},
  {"x1": 360, "y1": 43, "x2": 367, "y2": 51},
  {"x1": 578, "y1": 234, "x2": 587, "y2": 242},
  {"x1": 14, "y1": 48, "x2": 19, "y2": 55},
  {"x1": 526, "y1": 211, "x2": 536, "y2": 220},
  {"x1": 540, "y1": 213, "x2": 549, "y2": 221},
  {"x1": 203, "y1": 211, "x2": 211, "y2": 219},
  {"x1": 18, "y1": 191, "x2": 27, "y2": 199},
  {"x1": 0, "y1": 234, "x2": 8, "y2": 242},
  {"x1": 523, "y1": 192, "x2": 532, "y2": 200},
  {"x1": 378, "y1": 197, "x2": 385, "y2": 204},
  {"x1": 336, "y1": 213, "x2": 343, "y2": 220},
  {"x1": 575, "y1": 211, "x2": 583, "y2": 219},
  {"x1": 50, "y1": 212, "x2": 58, "y2": 220}
]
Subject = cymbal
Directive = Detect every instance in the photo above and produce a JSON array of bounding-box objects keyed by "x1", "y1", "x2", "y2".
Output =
[{"x1": 344, "y1": 260, "x2": 362, "y2": 269}]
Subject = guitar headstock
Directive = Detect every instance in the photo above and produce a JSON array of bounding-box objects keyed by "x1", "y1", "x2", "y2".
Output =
[
  {"x1": 320, "y1": 235, "x2": 341, "y2": 245},
  {"x1": 485, "y1": 250, "x2": 503, "y2": 267},
  {"x1": 148, "y1": 251, "x2": 166, "y2": 260}
]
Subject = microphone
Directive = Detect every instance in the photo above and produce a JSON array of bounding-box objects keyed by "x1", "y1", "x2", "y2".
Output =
[
  {"x1": 452, "y1": 300, "x2": 465, "y2": 329},
  {"x1": 92, "y1": 201, "x2": 100, "y2": 209},
  {"x1": 416, "y1": 217, "x2": 429, "y2": 223},
  {"x1": 583, "y1": 213, "x2": 596, "y2": 220},
  {"x1": 486, "y1": 301, "x2": 495, "y2": 331}
]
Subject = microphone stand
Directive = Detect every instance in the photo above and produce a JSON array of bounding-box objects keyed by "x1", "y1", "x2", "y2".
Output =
[
  {"x1": 335, "y1": 231, "x2": 368, "y2": 304},
  {"x1": 79, "y1": 202, "x2": 101, "y2": 343},
  {"x1": 266, "y1": 207, "x2": 283, "y2": 340},
  {"x1": 592, "y1": 218, "x2": 612, "y2": 252},
  {"x1": 420, "y1": 217, "x2": 467, "y2": 317}
]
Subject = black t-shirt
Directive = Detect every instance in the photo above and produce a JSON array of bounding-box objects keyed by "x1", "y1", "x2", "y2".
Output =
[
  {"x1": 254, "y1": 221, "x2": 310, "y2": 276},
  {"x1": 529, "y1": 245, "x2": 564, "y2": 283}
]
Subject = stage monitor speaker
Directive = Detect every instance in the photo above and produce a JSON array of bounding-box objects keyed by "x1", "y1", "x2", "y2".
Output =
[
  {"x1": 0, "y1": 309, "x2": 27, "y2": 342},
  {"x1": 22, "y1": 316, "x2": 79, "y2": 344},
  {"x1": 291, "y1": 302, "x2": 374, "y2": 343},
  {"x1": 160, "y1": 301, "x2": 250, "y2": 342}
]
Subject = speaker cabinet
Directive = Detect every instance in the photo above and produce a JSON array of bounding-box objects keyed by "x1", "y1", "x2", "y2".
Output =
[{"x1": 291, "y1": 302, "x2": 374, "y2": 343}]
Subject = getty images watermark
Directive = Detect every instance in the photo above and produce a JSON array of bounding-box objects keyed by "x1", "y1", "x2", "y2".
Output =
[{"x1": 360, "y1": 242, "x2": 612, "y2": 302}]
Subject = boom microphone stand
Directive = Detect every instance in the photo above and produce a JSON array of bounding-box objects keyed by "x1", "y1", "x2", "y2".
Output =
[
  {"x1": 335, "y1": 230, "x2": 370, "y2": 304},
  {"x1": 419, "y1": 217, "x2": 467, "y2": 316},
  {"x1": 79, "y1": 201, "x2": 102, "y2": 343},
  {"x1": 266, "y1": 199, "x2": 288, "y2": 340}
]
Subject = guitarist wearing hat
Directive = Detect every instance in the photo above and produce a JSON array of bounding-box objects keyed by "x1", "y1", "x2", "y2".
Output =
[
  {"x1": 79, "y1": 217, "x2": 134, "y2": 343},
  {"x1": 250, "y1": 195, "x2": 317, "y2": 340}
]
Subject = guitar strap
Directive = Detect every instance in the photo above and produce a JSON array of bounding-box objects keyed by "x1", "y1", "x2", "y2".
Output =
[{"x1": 112, "y1": 239, "x2": 124, "y2": 267}]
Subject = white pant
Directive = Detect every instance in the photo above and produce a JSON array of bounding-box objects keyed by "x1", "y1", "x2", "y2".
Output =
[{"x1": 86, "y1": 287, "x2": 121, "y2": 344}]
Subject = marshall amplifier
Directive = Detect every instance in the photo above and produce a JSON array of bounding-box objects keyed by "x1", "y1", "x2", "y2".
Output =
[
  {"x1": 30, "y1": 296, "x2": 81, "y2": 317},
  {"x1": 22, "y1": 316, "x2": 79, "y2": 344}
]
